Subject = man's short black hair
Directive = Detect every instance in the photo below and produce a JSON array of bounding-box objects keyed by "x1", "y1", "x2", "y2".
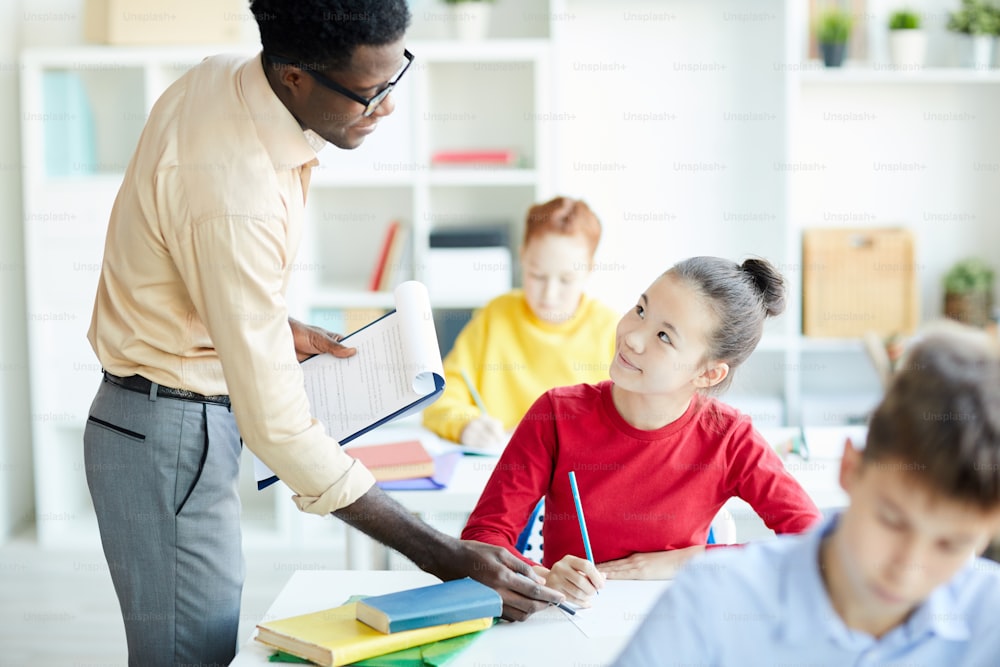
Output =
[{"x1": 250, "y1": 0, "x2": 411, "y2": 71}]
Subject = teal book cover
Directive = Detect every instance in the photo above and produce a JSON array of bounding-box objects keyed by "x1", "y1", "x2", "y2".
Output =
[{"x1": 355, "y1": 578, "x2": 502, "y2": 634}]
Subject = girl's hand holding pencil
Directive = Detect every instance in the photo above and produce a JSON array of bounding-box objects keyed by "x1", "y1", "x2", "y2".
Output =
[
  {"x1": 459, "y1": 368, "x2": 508, "y2": 450},
  {"x1": 537, "y1": 556, "x2": 605, "y2": 608},
  {"x1": 460, "y1": 415, "x2": 507, "y2": 449}
]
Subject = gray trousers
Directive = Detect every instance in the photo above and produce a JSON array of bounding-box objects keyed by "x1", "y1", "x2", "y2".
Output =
[{"x1": 84, "y1": 376, "x2": 245, "y2": 667}]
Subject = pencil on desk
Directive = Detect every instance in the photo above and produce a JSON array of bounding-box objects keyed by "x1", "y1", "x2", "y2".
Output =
[
  {"x1": 460, "y1": 368, "x2": 487, "y2": 414},
  {"x1": 568, "y1": 471, "x2": 596, "y2": 565}
]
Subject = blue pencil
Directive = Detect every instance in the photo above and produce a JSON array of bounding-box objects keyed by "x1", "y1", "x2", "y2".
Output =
[
  {"x1": 460, "y1": 368, "x2": 487, "y2": 414},
  {"x1": 568, "y1": 471, "x2": 595, "y2": 564}
]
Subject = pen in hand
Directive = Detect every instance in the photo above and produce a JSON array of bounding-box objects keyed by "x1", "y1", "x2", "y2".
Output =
[
  {"x1": 515, "y1": 571, "x2": 576, "y2": 615},
  {"x1": 569, "y1": 470, "x2": 600, "y2": 595},
  {"x1": 460, "y1": 368, "x2": 487, "y2": 414},
  {"x1": 553, "y1": 601, "x2": 577, "y2": 615}
]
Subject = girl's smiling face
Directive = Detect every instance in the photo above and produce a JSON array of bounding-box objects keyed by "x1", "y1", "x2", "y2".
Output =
[{"x1": 610, "y1": 273, "x2": 728, "y2": 399}]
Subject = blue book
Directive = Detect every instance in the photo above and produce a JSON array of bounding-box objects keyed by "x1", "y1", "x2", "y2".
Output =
[{"x1": 355, "y1": 578, "x2": 502, "y2": 634}]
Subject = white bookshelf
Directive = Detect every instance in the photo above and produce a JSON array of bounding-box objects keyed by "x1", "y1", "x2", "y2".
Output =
[
  {"x1": 19, "y1": 5, "x2": 557, "y2": 548},
  {"x1": 781, "y1": 3, "x2": 1000, "y2": 425}
]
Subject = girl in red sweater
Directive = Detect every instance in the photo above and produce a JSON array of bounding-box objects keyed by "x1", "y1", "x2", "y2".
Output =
[{"x1": 461, "y1": 256, "x2": 822, "y2": 606}]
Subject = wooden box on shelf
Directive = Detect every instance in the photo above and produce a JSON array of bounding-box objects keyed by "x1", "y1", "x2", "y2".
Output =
[
  {"x1": 802, "y1": 227, "x2": 919, "y2": 338},
  {"x1": 84, "y1": 0, "x2": 245, "y2": 45}
]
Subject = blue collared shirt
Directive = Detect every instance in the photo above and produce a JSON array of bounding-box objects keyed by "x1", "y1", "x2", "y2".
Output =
[{"x1": 612, "y1": 514, "x2": 1000, "y2": 667}]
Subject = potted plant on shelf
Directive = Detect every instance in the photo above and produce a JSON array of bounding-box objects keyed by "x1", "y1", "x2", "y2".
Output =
[
  {"x1": 816, "y1": 7, "x2": 853, "y2": 67},
  {"x1": 946, "y1": 0, "x2": 1000, "y2": 69},
  {"x1": 888, "y1": 8, "x2": 928, "y2": 68},
  {"x1": 443, "y1": 0, "x2": 494, "y2": 41},
  {"x1": 943, "y1": 257, "x2": 995, "y2": 327}
]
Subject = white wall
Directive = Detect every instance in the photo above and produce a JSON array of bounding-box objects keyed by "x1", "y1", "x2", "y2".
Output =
[
  {"x1": 0, "y1": 0, "x2": 32, "y2": 540},
  {"x1": 555, "y1": 0, "x2": 998, "y2": 319},
  {"x1": 553, "y1": 0, "x2": 790, "y2": 315}
]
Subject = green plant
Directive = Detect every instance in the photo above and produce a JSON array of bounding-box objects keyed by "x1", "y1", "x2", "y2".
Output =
[
  {"x1": 889, "y1": 8, "x2": 922, "y2": 30},
  {"x1": 944, "y1": 257, "x2": 995, "y2": 294},
  {"x1": 947, "y1": 0, "x2": 1000, "y2": 35},
  {"x1": 816, "y1": 7, "x2": 854, "y2": 44}
]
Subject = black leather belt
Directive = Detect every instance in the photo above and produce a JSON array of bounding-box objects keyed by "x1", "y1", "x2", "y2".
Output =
[{"x1": 103, "y1": 371, "x2": 231, "y2": 408}]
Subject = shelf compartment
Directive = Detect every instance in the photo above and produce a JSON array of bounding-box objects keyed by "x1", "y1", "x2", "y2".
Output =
[
  {"x1": 302, "y1": 187, "x2": 414, "y2": 294},
  {"x1": 423, "y1": 60, "x2": 538, "y2": 169}
]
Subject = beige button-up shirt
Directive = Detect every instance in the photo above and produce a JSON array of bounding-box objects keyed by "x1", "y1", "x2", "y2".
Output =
[{"x1": 88, "y1": 53, "x2": 375, "y2": 515}]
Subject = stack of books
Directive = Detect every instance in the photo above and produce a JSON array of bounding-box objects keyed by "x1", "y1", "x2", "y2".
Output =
[
  {"x1": 344, "y1": 440, "x2": 436, "y2": 483},
  {"x1": 344, "y1": 440, "x2": 463, "y2": 492},
  {"x1": 255, "y1": 578, "x2": 502, "y2": 666}
]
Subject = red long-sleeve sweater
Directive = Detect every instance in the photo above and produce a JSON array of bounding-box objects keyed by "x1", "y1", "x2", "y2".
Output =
[{"x1": 461, "y1": 381, "x2": 822, "y2": 568}]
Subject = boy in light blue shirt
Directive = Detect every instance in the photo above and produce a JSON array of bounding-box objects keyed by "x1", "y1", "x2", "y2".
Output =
[{"x1": 614, "y1": 321, "x2": 1000, "y2": 666}]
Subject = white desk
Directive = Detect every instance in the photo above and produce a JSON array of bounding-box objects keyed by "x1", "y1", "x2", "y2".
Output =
[
  {"x1": 344, "y1": 424, "x2": 861, "y2": 567},
  {"x1": 230, "y1": 570, "x2": 669, "y2": 667}
]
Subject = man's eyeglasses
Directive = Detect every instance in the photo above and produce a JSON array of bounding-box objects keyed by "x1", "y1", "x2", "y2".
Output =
[{"x1": 265, "y1": 49, "x2": 414, "y2": 117}]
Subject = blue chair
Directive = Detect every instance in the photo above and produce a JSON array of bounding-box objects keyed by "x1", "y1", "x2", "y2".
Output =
[{"x1": 515, "y1": 498, "x2": 545, "y2": 558}]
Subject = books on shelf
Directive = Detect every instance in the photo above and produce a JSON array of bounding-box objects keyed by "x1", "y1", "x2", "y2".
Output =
[
  {"x1": 343, "y1": 440, "x2": 435, "y2": 482},
  {"x1": 378, "y1": 226, "x2": 409, "y2": 292},
  {"x1": 355, "y1": 578, "x2": 503, "y2": 634},
  {"x1": 368, "y1": 221, "x2": 400, "y2": 291},
  {"x1": 430, "y1": 149, "x2": 520, "y2": 167},
  {"x1": 254, "y1": 600, "x2": 492, "y2": 667},
  {"x1": 254, "y1": 281, "x2": 445, "y2": 488}
]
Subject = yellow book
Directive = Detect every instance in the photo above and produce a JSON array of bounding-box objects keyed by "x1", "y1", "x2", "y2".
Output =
[{"x1": 254, "y1": 601, "x2": 492, "y2": 667}]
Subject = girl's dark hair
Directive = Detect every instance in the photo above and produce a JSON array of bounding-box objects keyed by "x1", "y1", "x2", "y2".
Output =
[
  {"x1": 668, "y1": 256, "x2": 786, "y2": 393},
  {"x1": 864, "y1": 321, "x2": 1000, "y2": 510},
  {"x1": 250, "y1": 0, "x2": 411, "y2": 71}
]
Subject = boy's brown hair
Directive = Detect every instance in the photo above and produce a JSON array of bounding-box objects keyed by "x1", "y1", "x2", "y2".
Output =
[
  {"x1": 863, "y1": 321, "x2": 1000, "y2": 510},
  {"x1": 523, "y1": 197, "x2": 601, "y2": 257}
]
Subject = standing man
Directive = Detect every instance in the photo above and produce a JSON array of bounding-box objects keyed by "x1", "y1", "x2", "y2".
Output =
[{"x1": 84, "y1": 2, "x2": 563, "y2": 665}]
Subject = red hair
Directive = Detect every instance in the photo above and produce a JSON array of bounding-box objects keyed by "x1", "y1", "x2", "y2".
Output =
[{"x1": 523, "y1": 197, "x2": 601, "y2": 257}]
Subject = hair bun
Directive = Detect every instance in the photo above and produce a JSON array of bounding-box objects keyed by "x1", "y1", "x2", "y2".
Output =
[{"x1": 741, "y1": 258, "x2": 786, "y2": 318}]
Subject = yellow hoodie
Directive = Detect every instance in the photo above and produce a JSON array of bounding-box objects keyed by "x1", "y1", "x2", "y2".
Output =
[{"x1": 422, "y1": 290, "x2": 620, "y2": 442}]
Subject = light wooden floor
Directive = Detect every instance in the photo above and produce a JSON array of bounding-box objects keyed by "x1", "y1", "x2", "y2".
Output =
[{"x1": 0, "y1": 528, "x2": 351, "y2": 666}]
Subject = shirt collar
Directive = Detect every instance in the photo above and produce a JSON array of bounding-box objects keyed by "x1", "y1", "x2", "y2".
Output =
[
  {"x1": 778, "y1": 512, "x2": 971, "y2": 647},
  {"x1": 239, "y1": 53, "x2": 323, "y2": 172}
]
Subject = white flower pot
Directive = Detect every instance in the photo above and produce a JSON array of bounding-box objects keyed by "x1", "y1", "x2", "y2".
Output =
[
  {"x1": 888, "y1": 30, "x2": 927, "y2": 69},
  {"x1": 958, "y1": 34, "x2": 995, "y2": 70},
  {"x1": 451, "y1": 3, "x2": 492, "y2": 41}
]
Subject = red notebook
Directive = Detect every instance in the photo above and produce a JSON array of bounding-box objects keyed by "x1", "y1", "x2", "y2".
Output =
[{"x1": 346, "y1": 440, "x2": 435, "y2": 482}]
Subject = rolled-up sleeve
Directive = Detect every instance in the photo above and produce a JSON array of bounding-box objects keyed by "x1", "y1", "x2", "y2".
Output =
[{"x1": 176, "y1": 212, "x2": 375, "y2": 515}]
